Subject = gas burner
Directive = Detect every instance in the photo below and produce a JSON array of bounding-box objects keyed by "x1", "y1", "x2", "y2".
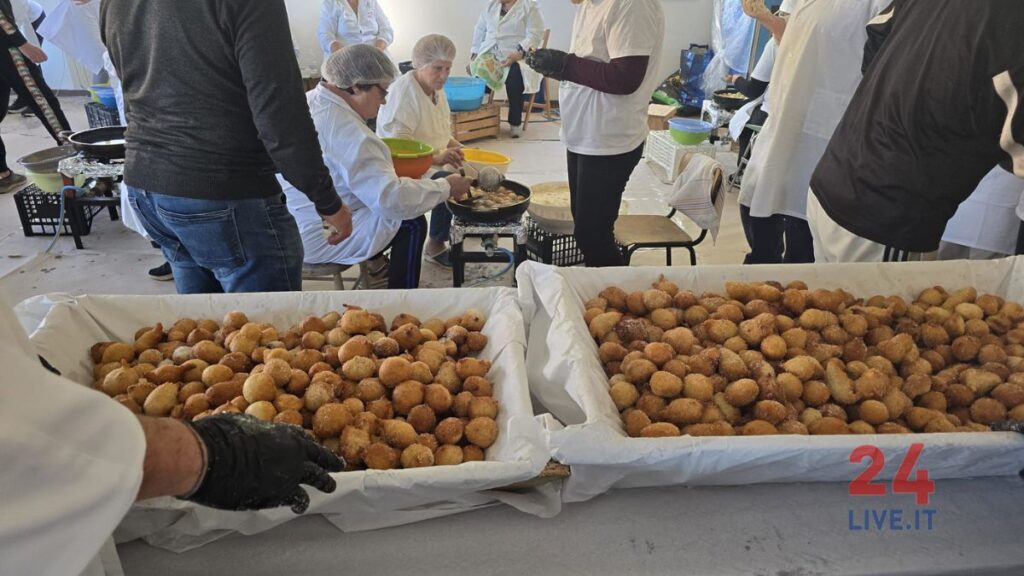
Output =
[{"x1": 59, "y1": 155, "x2": 125, "y2": 179}]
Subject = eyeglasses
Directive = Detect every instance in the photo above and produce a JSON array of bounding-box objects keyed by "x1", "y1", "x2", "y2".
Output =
[{"x1": 374, "y1": 84, "x2": 390, "y2": 98}]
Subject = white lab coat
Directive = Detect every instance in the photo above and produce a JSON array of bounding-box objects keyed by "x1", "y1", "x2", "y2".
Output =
[
  {"x1": 0, "y1": 294, "x2": 145, "y2": 576},
  {"x1": 471, "y1": 0, "x2": 546, "y2": 95},
  {"x1": 317, "y1": 0, "x2": 394, "y2": 56},
  {"x1": 941, "y1": 168, "x2": 1024, "y2": 257},
  {"x1": 281, "y1": 85, "x2": 450, "y2": 265},
  {"x1": 36, "y1": 0, "x2": 105, "y2": 74},
  {"x1": 377, "y1": 70, "x2": 454, "y2": 154},
  {"x1": 739, "y1": 0, "x2": 890, "y2": 219}
]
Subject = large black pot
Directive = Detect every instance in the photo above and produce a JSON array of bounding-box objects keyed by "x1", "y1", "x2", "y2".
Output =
[
  {"x1": 446, "y1": 179, "x2": 531, "y2": 224},
  {"x1": 65, "y1": 126, "x2": 127, "y2": 161},
  {"x1": 713, "y1": 88, "x2": 749, "y2": 111}
]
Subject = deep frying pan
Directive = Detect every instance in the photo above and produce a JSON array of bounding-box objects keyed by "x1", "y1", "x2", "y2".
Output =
[
  {"x1": 446, "y1": 179, "x2": 532, "y2": 224},
  {"x1": 63, "y1": 126, "x2": 127, "y2": 161}
]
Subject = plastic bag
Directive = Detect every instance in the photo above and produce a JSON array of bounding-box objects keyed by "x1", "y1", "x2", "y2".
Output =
[{"x1": 470, "y1": 51, "x2": 508, "y2": 92}]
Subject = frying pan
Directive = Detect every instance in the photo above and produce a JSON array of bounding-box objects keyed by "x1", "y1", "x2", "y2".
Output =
[
  {"x1": 446, "y1": 179, "x2": 532, "y2": 224},
  {"x1": 64, "y1": 126, "x2": 127, "y2": 161}
]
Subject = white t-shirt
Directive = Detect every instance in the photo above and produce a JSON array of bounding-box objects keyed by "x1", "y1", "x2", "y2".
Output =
[
  {"x1": 559, "y1": 0, "x2": 664, "y2": 156},
  {"x1": 376, "y1": 71, "x2": 454, "y2": 153},
  {"x1": 282, "y1": 86, "x2": 450, "y2": 265},
  {"x1": 751, "y1": 40, "x2": 777, "y2": 113},
  {"x1": 0, "y1": 293, "x2": 145, "y2": 576}
]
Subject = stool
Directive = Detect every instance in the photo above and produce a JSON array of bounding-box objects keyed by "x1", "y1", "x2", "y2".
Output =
[
  {"x1": 614, "y1": 210, "x2": 707, "y2": 266},
  {"x1": 449, "y1": 217, "x2": 528, "y2": 287},
  {"x1": 301, "y1": 262, "x2": 369, "y2": 290}
]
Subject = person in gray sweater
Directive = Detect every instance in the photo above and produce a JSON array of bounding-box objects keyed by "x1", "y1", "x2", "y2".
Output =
[{"x1": 100, "y1": 0, "x2": 353, "y2": 294}]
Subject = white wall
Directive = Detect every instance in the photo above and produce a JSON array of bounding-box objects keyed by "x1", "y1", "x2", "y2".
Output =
[{"x1": 287, "y1": 0, "x2": 714, "y2": 86}]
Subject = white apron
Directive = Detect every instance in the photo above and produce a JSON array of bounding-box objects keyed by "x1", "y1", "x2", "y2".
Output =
[
  {"x1": 739, "y1": 0, "x2": 889, "y2": 219},
  {"x1": 941, "y1": 168, "x2": 1024, "y2": 256},
  {"x1": 471, "y1": 0, "x2": 546, "y2": 94}
]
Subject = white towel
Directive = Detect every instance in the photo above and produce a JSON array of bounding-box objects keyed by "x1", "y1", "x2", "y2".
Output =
[{"x1": 667, "y1": 153, "x2": 726, "y2": 242}]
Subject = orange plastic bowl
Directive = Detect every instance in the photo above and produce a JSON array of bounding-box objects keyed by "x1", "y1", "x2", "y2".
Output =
[{"x1": 382, "y1": 138, "x2": 435, "y2": 179}]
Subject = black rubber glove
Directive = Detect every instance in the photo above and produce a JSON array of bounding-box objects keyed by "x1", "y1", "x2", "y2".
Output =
[
  {"x1": 184, "y1": 413, "x2": 344, "y2": 514},
  {"x1": 526, "y1": 48, "x2": 569, "y2": 79}
]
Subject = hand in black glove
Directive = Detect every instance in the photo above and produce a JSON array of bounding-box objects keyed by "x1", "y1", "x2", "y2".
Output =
[
  {"x1": 184, "y1": 413, "x2": 344, "y2": 514},
  {"x1": 526, "y1": 48, "x2": 570, "y2": 79}
]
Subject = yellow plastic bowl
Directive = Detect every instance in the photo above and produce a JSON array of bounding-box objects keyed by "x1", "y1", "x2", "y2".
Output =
[
  {"x1": 382, "y1": 137, "x2": 435, "y2": 178},
  {"x1": 463, "y1": 148, "x2": 512, "y2": 175}
]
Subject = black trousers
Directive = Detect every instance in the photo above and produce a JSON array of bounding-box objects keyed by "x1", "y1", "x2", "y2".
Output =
[
  {"x1": 0, "y1": 48, "x2": 71, "y2": 171},
  {"x1": 373, "y1": 216, "x2": 428, "y2": 289},
  {"x1": 739, "y1": 204, "x2": 814, "y2": 264},
  {"x1": 567, "y1": 143, "x2": 644, "y2": 267},
  {"x1": 1017, "y1": 220, "x2": 1024, "y2": 255},
  {"x1": 505, "y1": 62, "x2": 525, "y2": 127}
]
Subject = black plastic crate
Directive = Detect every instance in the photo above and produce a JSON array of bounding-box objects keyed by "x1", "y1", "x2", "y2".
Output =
[
  {"x1": 13, "y1": 185, "x2": 92, "y2": 237},
  {"x1": 85, "y1": 101, "x2": 121, "y2": 128},
  {"x1": 525, "y1": 217, "x2": 587, "y2": 267}
]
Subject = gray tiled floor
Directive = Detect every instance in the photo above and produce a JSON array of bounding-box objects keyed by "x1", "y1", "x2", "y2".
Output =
[{"x1": 0, "y1": 97, "x2": 749, "y2": 303}]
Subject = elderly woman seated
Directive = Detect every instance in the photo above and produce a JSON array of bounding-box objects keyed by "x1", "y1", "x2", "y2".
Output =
[
  {"x1": 377, "y1": 34, "x2": 466, "y2": 268},
  {"x1": 280, "y1": 45, "x2": 471, "y2": 289}
]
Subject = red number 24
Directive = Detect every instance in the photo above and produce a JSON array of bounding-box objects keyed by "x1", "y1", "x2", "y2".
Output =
[{"x1": 849, "y1": 443, "x2": 935, "y2": 505}]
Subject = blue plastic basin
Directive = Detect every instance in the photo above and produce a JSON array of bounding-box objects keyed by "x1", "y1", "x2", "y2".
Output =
[{"x1": 444, "y1": 77, "x2": 486, "y2": 112}]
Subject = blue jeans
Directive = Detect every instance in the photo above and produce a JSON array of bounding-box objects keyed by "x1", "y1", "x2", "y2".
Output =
[
  {"x1": 429, "y1": 172, "x2": 453, "y2": 242},
  {"x1": 127, "y1": 187, "x2": 304, "y2": 293}
]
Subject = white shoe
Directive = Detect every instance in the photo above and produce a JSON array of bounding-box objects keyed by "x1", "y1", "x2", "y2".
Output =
[{"x1": 510, "y1": 125, "x2": 522, "y2": 139}]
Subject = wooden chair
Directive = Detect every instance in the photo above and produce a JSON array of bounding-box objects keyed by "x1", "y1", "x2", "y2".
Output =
[
  {"x1": 522, "y1": 29, "x2": 553, "y2": 131},
  {"x1": 301, "y1": 262, "x2": 369, "y2": 290},
  {"x1": 613, "y1": 171, "x2": 723, "y2": 266}
]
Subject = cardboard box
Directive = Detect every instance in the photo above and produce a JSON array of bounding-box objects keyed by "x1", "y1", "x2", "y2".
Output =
[{"x1": 647, "y1": 104, "x2": 678, "y2": 131}]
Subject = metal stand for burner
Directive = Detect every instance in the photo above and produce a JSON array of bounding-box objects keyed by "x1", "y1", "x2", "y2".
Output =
[
  {"x1": 58, "y1": 155, "x2": 125, "y2": 249},
  {"x1": 448, "y1": 216, "x2": 528, "y2": 287}
]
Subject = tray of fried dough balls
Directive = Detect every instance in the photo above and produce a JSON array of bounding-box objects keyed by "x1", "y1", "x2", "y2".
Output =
[
  {"x1": 21, "y1": 288, "x2": 552, "y2": 544},
  {"x1": 517, "y1": 259, "x2": 1024, "y2": 503}
]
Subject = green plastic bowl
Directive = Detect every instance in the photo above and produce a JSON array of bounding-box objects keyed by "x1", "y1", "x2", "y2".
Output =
[
  {"x1": 382, "y1": 137, "x2": 435, "y2": 178},
  {"x1": 668, "y1": 118, "x2": 712, "y2": 145}
]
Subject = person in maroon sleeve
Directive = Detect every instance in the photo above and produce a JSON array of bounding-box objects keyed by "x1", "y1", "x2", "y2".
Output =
[{"x1": 526, "y1": 0, "x2": 663, "y2": 268}]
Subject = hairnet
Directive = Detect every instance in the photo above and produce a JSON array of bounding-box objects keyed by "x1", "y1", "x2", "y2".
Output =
[
  {"x1": 411, "y1": 34, "x2": 457, "y2": 69},
  {"x1": 321, "y1": 44, "x2": 396, "y2": 89}
]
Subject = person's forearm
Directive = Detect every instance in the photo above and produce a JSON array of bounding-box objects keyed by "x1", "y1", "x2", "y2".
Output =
[
  {"x1": 757, "y1": 13, "x2": 787, "y2": 42},
  {"x1": 137, "y1": 416, "x2": 206, "y2": 501},
  {"x1": 562, "y1": 55, "x2": 650, "y2": 96}
]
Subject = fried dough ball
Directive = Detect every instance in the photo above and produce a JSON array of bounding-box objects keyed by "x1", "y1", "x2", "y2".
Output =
[
  {"x1": 704, "y1": 319, "x2": 738, "y2": 344},
  {"x1": 460, "y1": 308, "x2": 487, "y2": 331},
  {"x1": 918, "y1": 391, "x2": 949, "y2": 412},
  {"x1": 724, "y1": 378, "x2": 759, "y2": 407},
  {"x1": 242, "y1": 373, "x2": 276, "y2": 404},
  {"x1": 819, "y1": 403, "x2": 848, "y2": 422},
  {"x1": 878, "y1": 333, "x2": 916, "y2": 364},
  {"x1": 741, "y1": 420, "x2": 779, "y2": 435},
  {"x1": 777, "y1": 373, "x2": 804, "y2": 402},
  {"x1": 462, "y1": 445, "x2": 485, "y2": 462},
  {"x1": 636, "y1": 393, "x2": 668, "y2": 419},
  {"x1": 338, "y1": 336, "x2": 373, "y2": 364},
  {"x1": 824, "y1": 360, "x2": 859, "y2": 405},
  {"x1": 615, "y1": 319, "x2": 649, "y2": 345},
  {"x1": 783, "y1": 356, "x2": 823, "y2": 381},
  {"x1": 753, "y1": 400, "x2": 787, "y2": 425},
  {"x1": 312, "y1": 403, "x2": 353, "y2": 438},
  {"x1": 381, "y1": 419, "x2": 417, "y2": 449},
  {"x1": 363, "y1": 442, "x2": 400, "y2": 470},
  {"x1": 739, "y1": 313, "x2": 776, "y2": 345},
  {"x1": 468, "y1": 397, "x2": 499, "y2": 420},
  {"x1": 951, "y1": 335, "x2": 981, "y2": 362},
  {"x1": 434, "y1": 444, "x2": 464, "y2": 466},
  {"x1": 392, "y1": 381, "x2": 425, "y2": 415},
  {"x1": 778, "y1": 420, "x2": 809, "y2": 435},
  {"x1": 662, "y1": 398, "x2": 704, "y2": 426},
  {"x1": 854, "y1": 369, "x2": 889, "y2": 400},
  {"x1": 663, "y1": 327, "x2": 697, "y2": 355},
  {"x1": 683, "y1": 374, "x2": 714, "y2": 402},
  {"x1": 624, "y1": 359, "x2": 658, "y2": 385},
  {"x1": 455, "y1": 358, "x2": 491, "y2": 380},
  {"x1": 589, "y1": 311, "x2": 623, "y2": 340},
  {"x1": 465, "y1": 417, "x2": 498, "y2": 448},
  {"x1": 399, "y1": 444, "x2": 434, "y2": 468},
  {"x1": 304, "y1": 381, "x2": 336, "y2": 412},
  {"x1": 992, "y1": 383, "x2": 1024, "y2": 409},
  {"x1": 407, "y1": 404, "x2": 438, "y2": 434},
  {"x1": 644, "y1": 342, "x2": 675, "y2": 367},
  {"x1": 970, "y1": 397, "x2": 1007, "y2": 425},
  {"x1": 858, "y1": 400, "x2": 890, "y2": 426},
  {"x1": 647, "y1": 371, "x2": 681, "y2": 398},
  {"x1": 799, "y1": 309, "x2": 838, "y2": 331},
  {"x1": 640, "y1": 422, "x2": 681, "y2": 438},
  {"x1": 610, "y1": 381, "x2": 640, "y2": 410},
  {"x1": 642, "y1": 289, "x2": 673, "y2": 311},
  {"x1": 808, "y1": 417, "x2": 850, "y2": 435},
  {"x1": 881, "y1": 389, "x2": 913, "y2": 421},
  {"x1": 462, "y1": 376, "x2": 493, "y2": 397},
  {"x1": 452, "y1": 391, "x2": 474, "y2": 418},
  {"x1": 624, "y1": 409, "x2": 652, "y2": 437},
  {"x1": 372, "y1": 337, "x2": 400, "y2": 358},
  {"x1": 683, "y1": 421, "x2": 736, "y2": 437}
]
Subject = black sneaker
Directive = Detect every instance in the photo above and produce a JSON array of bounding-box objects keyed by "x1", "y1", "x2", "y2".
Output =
[
  {"x1": 0, "y1": 172, "x2": 27, "y2": 194},
  {"x1": 8, "y1": 98, "x2": 27, "y2": 113},
  {"x1": 148, "y1": 262, "x2": 174, "y2": 281}
]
